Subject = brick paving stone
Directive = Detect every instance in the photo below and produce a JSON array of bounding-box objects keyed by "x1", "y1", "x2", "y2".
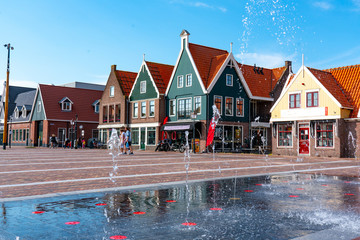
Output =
[{"x1": 0, "y1": 146, "x2": 359, "y2": 200}]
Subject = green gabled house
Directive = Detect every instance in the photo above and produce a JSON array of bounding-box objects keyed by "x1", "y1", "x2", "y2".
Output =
[
  {"x1": 129, "y1": 59, "x2": 173, "y2": 150},
  {"x1": 164, "y1": 30, "x2": 254, "y2": 152}
]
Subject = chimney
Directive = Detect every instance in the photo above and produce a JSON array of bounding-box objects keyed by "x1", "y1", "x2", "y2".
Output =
[
  {"x1": 111, "y1": 65, "x2": 116, "y2": 72},
  {"x1": 180, "y1": 29, "x2": 190, "y2": 49},
  {"x1": 285, "y1": 60, "x2": 292, "y2": 73}
]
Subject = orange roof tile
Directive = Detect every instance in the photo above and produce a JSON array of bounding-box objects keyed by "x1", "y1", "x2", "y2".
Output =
[
  {"x1": 308, "y1": 67, "x2": 353, "y2": 109},
  {"x1": 325, "y1": 64, "x2": 360, "y2": 117},
  {"x1": 188, "y1": 43, "x2": 228, "y2": 88},
  {"x1": 237, "y1": 63, "x2": 286, "y2": 99},
  {"x1": 114, "y1": 70, "x2": 137, "y2": 96},
  {"x1": 146, "y1": 61, "x2": 174, "y2": 94}
]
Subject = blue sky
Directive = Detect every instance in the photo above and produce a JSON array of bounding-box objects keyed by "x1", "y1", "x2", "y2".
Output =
[{"x1": 1, "y1": 0, "x2": 360, "y2": 93}]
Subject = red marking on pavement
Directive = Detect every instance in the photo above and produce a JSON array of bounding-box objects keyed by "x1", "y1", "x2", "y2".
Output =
[
  {"x1": 133, "y1": 211, "x2": 146, "y2": 215},
  {"x1": 110, "y1": 236, "x2": 127, "y2": 239},
  {"x1": 65, "y1": 221, "x2": 80, "y2": 225},
  {"x1": 95, "y1": 203, "x2": 107, "y2": 206},
  {"x1": 166, "y1": 200, "x2": 176, "y2": 203},
  {"x1": 182, "y1": 222, "x2": 197, "y2": 226},
  {"x1": 255, "y1": 184, "x2": 262, "y2": 186},
  {"x1": 345, "y1": 193, "x2": 355, "y2": 196},
  {"x1": 321, "y1": 184, "x2": 328, "y2": 187},
  {"x1": 210, "y1": 208, "x2": 222, "y2": 211},
  {"x1": 289, "y1": 195, "x2": 299, "y2": 198},
  {"x1": 283, "y1": 181, "x2": 289, "y2": 183},
  {"x1": 244, "y1": 190, "x2": 253, "y2": 192},
  {"x1": 32, "y1": 211, "x2": 45, "y2": 214},
  {"x1": 296, "y1": 188, "x2": 304, "y2": 190},
  {"x1": 344, "y1": 181, "x2": 351, "y2": 183}
]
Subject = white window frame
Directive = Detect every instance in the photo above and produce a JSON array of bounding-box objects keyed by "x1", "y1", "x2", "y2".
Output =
[
  {"x1": 21, "y1": 107, "x2": 27, "y2": 118},
  {"x1": 236, "y1": 98, "x2": 244, "y2": 117},
  {"x1": 14, "y1": 108, "x2": 19, "y2": 119},
  {"x1": 277, "y1": 124, "x2": 293, "y2": 148},
  {"x1": 109, "y1": 86, "x2": 115, "y2": 97},
  {"x1": 214, "y1": 95, "x2": 223, "y2": 115},
  {"x1": 177, "y1": 75, "x2": 184, "y2": 88},
  {"x1": 140, "y1": 81, "x2": 146, "y2": 94},
  {"x1": 225, "y1": 97, "x2": 234, "y2": 116},
  {"x1": 141, "y1": 101, "x2": 146, "y2": 118},
  {"x1": 149, "y1": 100, "x2": 155, "y2": 117},
  {"x1": 169, "y1": 99, "x2": 176, "y2": 116},
  {"x1": 186, "y1": 74, "x2": 192, "y2": 87},
  {"x1": 194, "y1": 96, "x2": 201, "y2": 115},
  {"x1": 226, "y1": 74, "x2": 233, "y2": 86},
  {"x1": 133, "y1": 102, "x2": 138, "y2": 118},
  {"x1": 94, "y1": 103, "x2": 99, "y2": 113},
  {"x1": 177, "y1": 97, "x2": 192, "y2": 118},
  {"x1": 62, "y1": 101, "x2": 72, "y2": 111}
]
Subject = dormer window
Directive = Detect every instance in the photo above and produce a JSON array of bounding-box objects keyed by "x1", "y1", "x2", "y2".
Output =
[
  {"x1": 59, "y1": 97, "x2": 73, "y2": 112},
  {"x1": 92, "y1": 100, "x2": 100, "y2": 113},
  {"x1": 21, "y1": 105, "x2": 28, "y2": 118},
  {"x1": 14, "y1": 107, "x2": 20, "y2": 119}
]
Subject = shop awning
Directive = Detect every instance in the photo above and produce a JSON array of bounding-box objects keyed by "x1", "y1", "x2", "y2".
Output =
[
  {"x1": 251, "y1": 122, "x2": 270, "y2": 128},
  {"x1": 161, "y1": 122, "x2": 194, "y2": 131}
]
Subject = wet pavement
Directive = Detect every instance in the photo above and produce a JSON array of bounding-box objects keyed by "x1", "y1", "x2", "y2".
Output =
[{"x1": 0, "y1": 147, "x2": 359, "y2": 201}]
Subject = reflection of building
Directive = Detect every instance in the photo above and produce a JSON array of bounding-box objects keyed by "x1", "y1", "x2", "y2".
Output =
[
  {"x1": 271, "y1": 64, "x2": 360, "y2": 158},
  {"x1": 0, "y1": 85, "x2": 36, "y2": 146}
]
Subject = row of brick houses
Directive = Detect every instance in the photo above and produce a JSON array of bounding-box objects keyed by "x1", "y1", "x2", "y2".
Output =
[
  {"x1": 98, "y1": 30, "x2": 292, "y2": 152},
  {"x1": 1, "y1": 30, "x2": 360, "y2": 157}
]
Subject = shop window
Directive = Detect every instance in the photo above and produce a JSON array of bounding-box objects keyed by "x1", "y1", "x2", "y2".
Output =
[
  {"x1": 316, "y1": 123, "x2": 333, "y2": 147},
  {"x1": 147, "y1": 127, "x2": 156, "y2": 145},
  {"x1": 115, "y1": 104, "x2": 121, "y2": 122},
  {"x1": 278, "y1": 124, "x2": 293, "y2": 147},
  {"x1": 132, "y1": 128, "x2": 139, "y2": 145},
  {"x1": 169, "y1": 99, "x2": 176, "y2": 116},
  {"x1": 225, "y1": 97, "x2": 233, "y2": 116}
]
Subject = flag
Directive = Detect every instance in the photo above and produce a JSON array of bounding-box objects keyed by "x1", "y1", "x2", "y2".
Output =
[{"x1": 206, "y1": 118, "x2": 216, "y2": 147}]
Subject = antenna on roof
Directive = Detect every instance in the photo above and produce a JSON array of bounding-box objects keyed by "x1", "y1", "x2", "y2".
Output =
[{"x1": 230, "y1": 42, "x2": 233, "y2": 53}]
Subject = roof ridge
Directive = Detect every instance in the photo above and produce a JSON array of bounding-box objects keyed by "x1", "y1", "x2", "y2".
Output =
[
  {"x1": 189, "y1": 43, "x2": 228, "y2": 53},
  {"x1": 145, "y1": 61, "x2": 174, "y2": 67}
]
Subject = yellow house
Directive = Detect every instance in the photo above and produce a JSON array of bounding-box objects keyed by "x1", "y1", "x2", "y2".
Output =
[{"x1": 270, "y1": 64, "x2": 353, "y2": 157}]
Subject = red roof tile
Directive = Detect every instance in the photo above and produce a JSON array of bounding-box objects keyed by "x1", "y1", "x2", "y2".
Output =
[
  {"x1": 114, "y1": 70, "x2": 137, "y2": 96},
  {"x1": 308, "y1": 67, "x2": 353, "y2": 109},
  {"x1": 237, "y1": 63, "x2": 286, "y2": 98},
  {"x1": 146, "y1": 61, "x2": 174, "y2": 94},
  {"x1": 188, "y1": 43, "x2": 228, "y2": 88},
  {"x1": 324, "y1": 64, "x2": 360, "y2": 117},
  {"x1": 39, "y1": 84, "x2": 103, "y2": 122}
]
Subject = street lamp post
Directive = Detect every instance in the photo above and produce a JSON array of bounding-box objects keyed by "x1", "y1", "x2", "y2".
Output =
[
  {"x1": 2, "y1": 43, "x2": 14, "y2": 150},
  {"x1": 70, "y1": 119, "x2": 74, "y2": 149},
  {"x1": 74, "y1": 114, "x2": 78, "y2": 149},
  {"x1": 190, "y1": 111, "x2": 197, "y2": 153}
]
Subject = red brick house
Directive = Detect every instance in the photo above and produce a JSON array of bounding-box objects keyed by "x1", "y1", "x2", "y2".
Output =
[
  {"x1": 30, "y1": 84, "x2": 103, "y2": 147},
  {"x1": 98, "y1": 65, "x2": 137, "y2": 143}
]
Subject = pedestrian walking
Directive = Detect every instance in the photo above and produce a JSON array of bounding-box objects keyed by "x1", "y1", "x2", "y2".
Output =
[
  {"x1": 120, "y1": 128, "x2": 126, "y2": 154},
  {"x1": 125, "y1": 127, "x2": 133, "y2": 155},
  {"x1": 50, "y1": 134, "x2": 57, "y2": 148}
]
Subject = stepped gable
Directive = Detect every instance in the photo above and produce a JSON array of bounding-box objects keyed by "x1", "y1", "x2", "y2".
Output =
[
  {"x1": 325, "y1": 64, "x2": 360, "y2": 117},
  {"x1": 308, "y1": 67, "x2": 353, "y2": 110},
  {"x1": 39, "y1": 84, "x2": 103, "y2": 122},
  {"x1": 188, "y1": 43, "x2": 228, "y2": 88},
  {"x1": 146, "y1": 61, "x2": 174, "y2": 94},
  {"x1": 237, "y1": 63, "x2": 286, "y2": 98},
  {"x1": 114, "y1": 70, "x2": 137, "y2": 96}
]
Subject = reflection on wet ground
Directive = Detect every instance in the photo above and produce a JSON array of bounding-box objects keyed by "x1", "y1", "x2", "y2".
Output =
[{"x1": 1, "y1": 174, "x2": 360, "y2": 240}]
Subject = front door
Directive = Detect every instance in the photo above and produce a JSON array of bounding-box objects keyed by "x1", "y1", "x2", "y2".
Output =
[{"x1": 299, "y1": 127, "x2": 309, "y2": 154}]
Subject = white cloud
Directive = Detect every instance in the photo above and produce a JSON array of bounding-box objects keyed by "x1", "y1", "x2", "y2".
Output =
[
  {"x1": 352, "y1": 0, "x2": 360, "y2": 10},
  {"x1": 313, "y1": 1, "x2": 333, "y2": 10},
  {"x1": 235, "y1": 52, "x2": 289, "y2": 69}
]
